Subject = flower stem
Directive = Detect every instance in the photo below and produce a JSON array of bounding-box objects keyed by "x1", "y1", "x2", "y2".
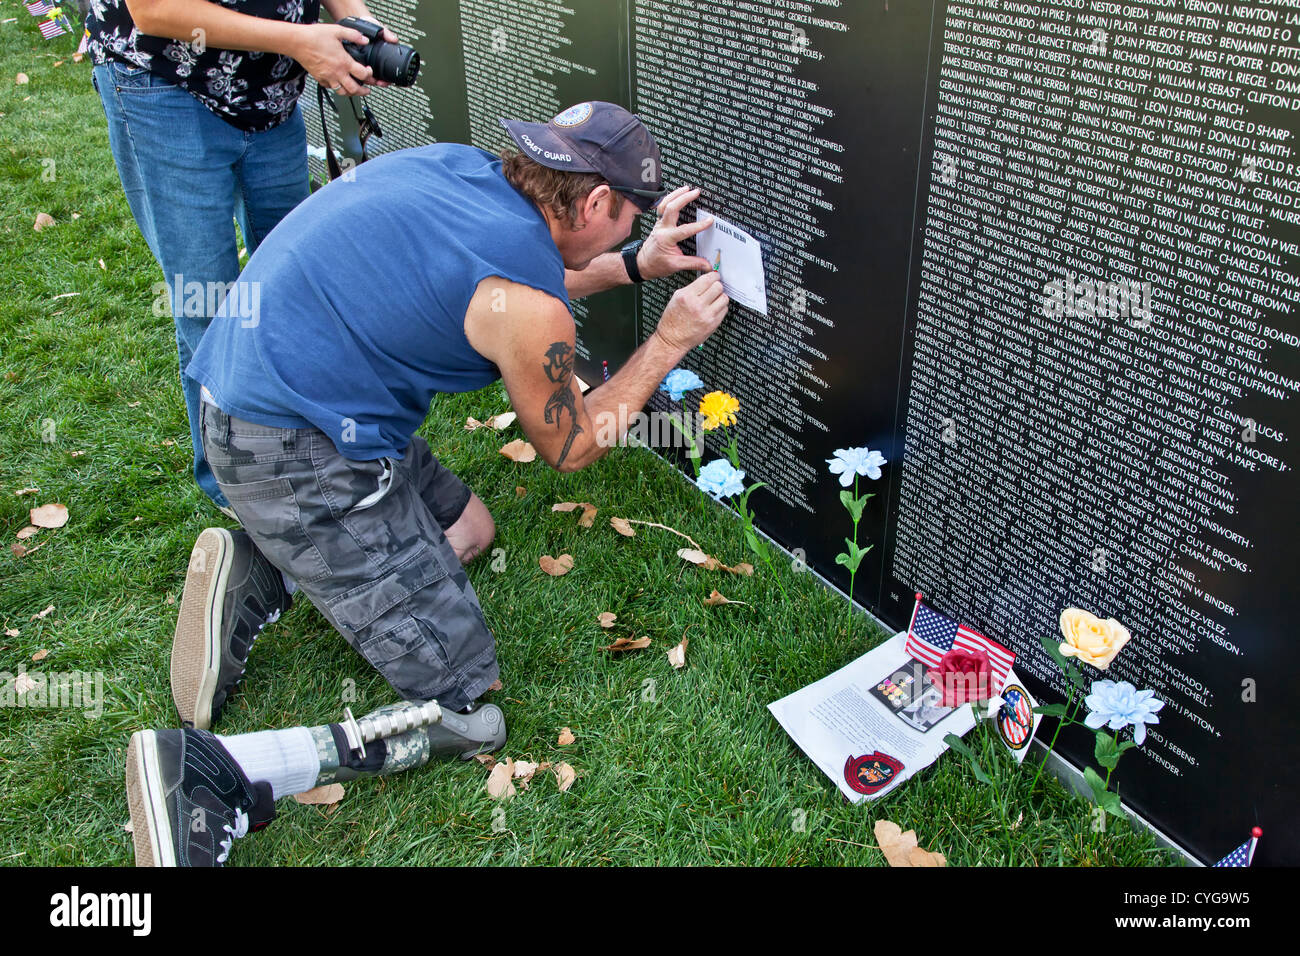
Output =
[
  {"x1": 724, "y1": 426, "x2": 740, "y2": 470},
  {"x1": 847, "y1": 475, "x2": 860, "y2": 631},
  {"x1": 1030, "y1": 672, "x2": 1082, "y2": 793}
]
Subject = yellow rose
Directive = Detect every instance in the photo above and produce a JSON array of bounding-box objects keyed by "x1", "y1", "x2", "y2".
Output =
[{"x1": 1058, "y1": 607, "x2": 1130, "y2": 670}]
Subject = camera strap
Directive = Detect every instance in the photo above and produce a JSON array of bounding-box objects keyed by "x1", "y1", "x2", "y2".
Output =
[
  {"x1": 315, "y1": 86, "x2": 386, "y2": 181},
  {"x1": 316, "y1": 84, "x2": 344, "y2": 180}
]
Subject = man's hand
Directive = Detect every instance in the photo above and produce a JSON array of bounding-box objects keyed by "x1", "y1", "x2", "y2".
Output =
[
  {"x1": 652, "y1": 271, "x2": 730, "y2": 352},
  {"x1": 636, "y1": 186, "x2": 715, "y2": 280}
]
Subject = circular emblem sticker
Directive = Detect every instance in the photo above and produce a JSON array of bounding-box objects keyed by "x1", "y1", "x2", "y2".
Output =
[{"x1": 553, "y1": 103, "x2": 593, "y2": 127}]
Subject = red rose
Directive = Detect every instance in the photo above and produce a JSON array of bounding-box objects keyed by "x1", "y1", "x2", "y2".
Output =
[{"x1": 928, "y1": 648, "x2": 995, "y2": 707}]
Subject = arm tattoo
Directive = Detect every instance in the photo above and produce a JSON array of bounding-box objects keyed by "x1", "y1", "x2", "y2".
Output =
[{"x1": 542, "y1": 340, "x2": 582, "y2": 467}]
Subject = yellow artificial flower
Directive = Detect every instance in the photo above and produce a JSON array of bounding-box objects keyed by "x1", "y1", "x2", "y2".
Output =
[
  {"x1": 698, "y1": 391, "x2": 739, "y2": 431},
  {"x1": 1059, "y1": 607, "x2": 1131, "y2": 670}
]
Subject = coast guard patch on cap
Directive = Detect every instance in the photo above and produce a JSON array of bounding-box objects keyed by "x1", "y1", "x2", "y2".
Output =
[{"x1": 553, "y1": 103, "x2": 593, "y2": 127}]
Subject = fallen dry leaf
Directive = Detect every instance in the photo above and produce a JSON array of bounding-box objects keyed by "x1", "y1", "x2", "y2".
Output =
[
  {"x1": 703, "y1": 590, "x2": 738, "y2": 606},
  {"x1": 30, "y1": 605, "x2": 54, "y2": 621},
  {"x1": 16, "y1": 73, "x2": 29, "y2": 84},
  {"x1": 486, "y1": 759, "x2": 516, "y2": 799},
  {"x1": 552, "y1": 501, "x2": 598, "y2": 528},
  {"x1": 14, "y1": 672, "x2": 36, "y2": 695},
  {"x1": 53, "y1": 61, "x2": 64, "y2": 68},
  {"x1": 874, "y1": 820, "x2": 946, "y2": 868},
  {"x1": 14, "y1": 488, "x2": 38, "y2": 496},
  {"x1": 557, "y1": 727, "x2": 576, "y2": 746},
  {"x1": 127, "y1": 401, "x2": 141, "y2": 408},
  {"x1": 603, "y1": 636, "x2": 651, "y2": 652},
  {"x1": 499, "y1": 439, "x2": 537, "y2": 463},
  {"x1": 554, "y1": 762, "x2": 576, "y2": 792},
  {"x1": 487, "y1": 678, "x2": 503, "y2": 692},
  {"x1": 31, "y1": 649, "x2": 47, "y2": 662},
  {"x1": 293, "y1": 783, "x2": 345, "y2": 806},
  {"x1": 15, "y1": 541, "x2": 47, "y2": 559},
  {"x1": 33, "y1": 212, "x2": 54, "y2": 231},
  {"x1": 122, "y1": 820, "x2": 132, "y2": 833},
  {"x1": 29, "y1": 503, "x2": 68, "y2": 529},
  {"x1": 597, "y1": 612, "x2": 616, "y2": 628},
  {"x1": 4, "y1": 628, "x2": 19, "y2": 638},
  {"x1": 98, "y1": 258, "x2": 106, "y2": 270},
  {"x1": 539, "y1": 553, "x2": 574, "y2": 576},
  {"x1": 512, "y1": 760, "x2": 541, "y2": 789},
  {"x1": 69, "y1": 451, "x2": 84, "y2": 458},
  {"x1": 15, "y1": 526, "x2": 40, "y2": 540},
  {"x1": 609, "y1": 516, "x2": 636, "y2": 537},
  {"x1": 667, "y1": 636, "x2": 689, "y2": 670},
  {"x1": 73, "y1": 52, "x2": 85, "y2": 63},
  {"x1": 465, "y1": 411, "x2": 517, "y2": 431},
  {"x1": 473, "y1": 753, "x2": 497, "y2": 770},
  {"x1": 515, "y1": 485, "x2": 527, "y2": 498},
  {"x1": 677, "y1": 549, "x2": 753, "y2": 575}
]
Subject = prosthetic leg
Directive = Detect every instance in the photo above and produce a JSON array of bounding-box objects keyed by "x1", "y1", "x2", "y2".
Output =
[{"x1": 309, "y1": 699, "x2": 507, "y2": 784}]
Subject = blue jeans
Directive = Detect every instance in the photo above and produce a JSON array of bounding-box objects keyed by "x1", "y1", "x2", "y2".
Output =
[{"x1": 92, "y1": 60, "x2": 309, "y2": 508}]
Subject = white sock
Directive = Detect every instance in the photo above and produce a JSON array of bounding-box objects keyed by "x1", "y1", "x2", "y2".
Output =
[
  {"x1": 217, "y1": 727, "x2": 319, "y2": 800},
  {"x1": 281, "y1": 571, "x2": 298, "y2": 595}
]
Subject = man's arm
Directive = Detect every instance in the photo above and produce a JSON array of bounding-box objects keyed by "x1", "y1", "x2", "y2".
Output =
[
  {"x1": 564, "y1": 185, "x2": 714, "y2": 300},
  {"x1": 466, "y1": 273, "x2": 729, "y2": 472}
]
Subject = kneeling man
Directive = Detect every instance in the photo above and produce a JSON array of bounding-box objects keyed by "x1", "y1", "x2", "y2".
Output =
[{"x1": 125, "y1": 102, "x2": 729, "y2": 866}]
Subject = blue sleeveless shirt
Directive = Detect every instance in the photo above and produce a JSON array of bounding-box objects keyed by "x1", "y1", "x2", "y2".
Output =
[{"x1": 187, "y1": 144, "x2": 569, "y2": 460}]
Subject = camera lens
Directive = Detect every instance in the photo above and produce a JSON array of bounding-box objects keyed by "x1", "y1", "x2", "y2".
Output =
[{"x1": 370, "y1": 43, "x2": 420, "y2": 86}]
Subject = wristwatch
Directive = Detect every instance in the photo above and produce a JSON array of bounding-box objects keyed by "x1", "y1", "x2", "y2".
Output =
[{"x1": 621, "y1": 239, "x2": 645, "y2": 284}]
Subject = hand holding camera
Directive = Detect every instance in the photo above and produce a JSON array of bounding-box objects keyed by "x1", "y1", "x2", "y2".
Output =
[{"x1": 295, "y1": 18, "x2": 419, "y2": 97}]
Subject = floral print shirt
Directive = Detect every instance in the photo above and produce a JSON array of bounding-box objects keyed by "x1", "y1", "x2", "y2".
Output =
[{"x1": 87, "y1": 0, "x2": 321, "y2": 132}]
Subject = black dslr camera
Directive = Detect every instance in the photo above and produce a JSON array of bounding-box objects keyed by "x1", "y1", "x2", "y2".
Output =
[{"x1": 337, "y1": 17, "x2": 420, "y2": 86}]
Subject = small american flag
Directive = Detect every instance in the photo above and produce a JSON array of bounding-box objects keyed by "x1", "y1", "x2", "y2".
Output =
[
  {"x1": 905, "y1": 594, "x2": 1015, "y2": 691},
  {"x1": 38, "y1": 17, "x2": 66, "y2": 38},
  {"x1": 26, "y1": 1, "x2": 52, "y2": 15},
  {"x1": 1213, "y1": 828, "x2": 1261, "y2": 867}
]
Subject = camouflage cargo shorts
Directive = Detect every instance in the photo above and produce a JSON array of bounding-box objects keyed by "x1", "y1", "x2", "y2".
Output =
[{"x1": 199, "y1": 400, "x2": 499, "y2": 711}]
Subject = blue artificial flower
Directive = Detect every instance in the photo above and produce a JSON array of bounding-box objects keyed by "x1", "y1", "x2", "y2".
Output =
[
  {"x1": 825, "y1": 446, "x2": 887, "y2": 487},
  {"x1": 659, "y1": 368, "x2": 704, "y2": 401},
  {"x1": 1083, "y1": 680, "x2": 1165, "y2": 746},
  {"x1": 695, "y1": 458, "x2": 746, "y2": 500}
]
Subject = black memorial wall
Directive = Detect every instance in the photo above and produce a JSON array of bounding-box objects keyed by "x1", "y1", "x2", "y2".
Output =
[{"x1": 305, "y1": 1, "x2": 1299, "y2": 865}]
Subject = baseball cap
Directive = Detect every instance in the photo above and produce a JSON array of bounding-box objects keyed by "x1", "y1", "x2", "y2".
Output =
[{"x1": 500, "y1": 102, "x2": 668, "y2": 211}]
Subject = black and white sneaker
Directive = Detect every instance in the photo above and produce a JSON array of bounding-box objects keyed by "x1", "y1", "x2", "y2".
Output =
[
  {"x1": 125, "y1": 728, "x2": 275, "y2": 867},
  {"x1": 171, "y1": 527, "x2": 292, "y2": 729}
]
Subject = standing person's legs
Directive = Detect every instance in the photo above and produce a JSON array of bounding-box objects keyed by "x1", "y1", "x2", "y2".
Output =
[
  {"x1": 234, "y1": 103, "x2": 310, "y2": 255},
  {"x1": 92, "y1": 62, "x2": 301, "y2": 509}
]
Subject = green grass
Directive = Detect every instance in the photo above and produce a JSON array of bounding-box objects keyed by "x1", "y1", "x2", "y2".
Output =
[{"x1": 0, "y1": 7, "x2": 1179, "y2": 866}]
